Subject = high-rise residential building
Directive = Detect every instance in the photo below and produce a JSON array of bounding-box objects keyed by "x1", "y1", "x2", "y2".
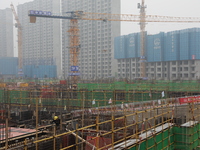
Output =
[
  {"x1": 17, "y1": 0, "x2": 61, "y2": 77},
  {"x1": 62, "y1": 0, "x2": 121, "y2": 80},
  {"x1": 0, "y1": 8, "x2": 13, "y2": 57}
]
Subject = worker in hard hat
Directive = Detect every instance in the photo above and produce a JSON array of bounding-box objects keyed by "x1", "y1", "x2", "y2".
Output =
[
  {"x1": 54, "y1": 116, "x2": 58, "y2": 120},
  {"x1": 52, "y1": 115, "x2": 60, "y2": 126}
]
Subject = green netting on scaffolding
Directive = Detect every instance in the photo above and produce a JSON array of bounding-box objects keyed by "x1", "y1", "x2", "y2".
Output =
[
  {"x1": 0, "y1": 90, "x2": 5, "y2": 103},
  {"x1": 0, "y1": 89, "x2": 167, "y2": 109},
  {"x1": 129, "y1": 128, "x2": 174, "y2": 150},
  {"x1": 78, "y1": 80, "x2": 200, "y2": 92},
  {"x1": 9, "y1": 90, "x2": 29, "y2": 104},
  {"x1": 77, "y1": 90, "x2": 114, "y2": 108},
  {"x1": 76, "y1": 90, "x2": 166, "y2": 108},
  {"x1": 173, "y1": 123, "x2": 200, "y2": 150},
  {"x1": 128, "y1": 123, "x2": 200, "y2": 150}
]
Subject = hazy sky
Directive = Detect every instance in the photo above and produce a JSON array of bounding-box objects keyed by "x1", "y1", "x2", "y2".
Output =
[
  {"x1": 2, "y1": 0, "x2": 200, "y2": 57},
  {"x1": 121, "y1": 0, "x2": 200, "y2": 35},
  {"x1": 2, "y1": 0, "x2": 200, "y2": 35}
]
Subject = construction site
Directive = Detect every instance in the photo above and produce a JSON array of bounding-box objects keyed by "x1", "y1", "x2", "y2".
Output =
[
  {"x1": 1, "y1": 80, "x2": 200, "y2": 150},
  {"x1": 1, "y1": 0, "x2": 200, "y2": 150}
]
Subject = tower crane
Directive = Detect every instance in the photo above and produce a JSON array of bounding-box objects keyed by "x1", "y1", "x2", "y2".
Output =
[
  {"x1": 138, "y1": 0, "x2": 146, "y2": 78},
  {"x1": 10, "y1": 3, "x2": 23, "y2": 76},
  {"x1": 28, "y1": 5, "x2": 200, "y2": 84}
]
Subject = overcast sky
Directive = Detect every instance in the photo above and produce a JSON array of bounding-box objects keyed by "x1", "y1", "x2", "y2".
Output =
[
  {"x1": 121, "y1": 0, "x2": 200, "y2": 35},
  {"x1": 2, "y1": 0, "x2": 200, "y2": 35},
  {"x1": 2, "y1": 0, "x2": 200, "y2": 54}
]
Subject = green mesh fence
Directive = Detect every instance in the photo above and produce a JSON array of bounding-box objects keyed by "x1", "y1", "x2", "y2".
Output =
[
  {"x1": 78, "y1": 81, "x2": 200, "y2": 92},
  {"x1": 0, "y1": 89, "x2": 167, "y2": 108},
  {"x1": 9, "y1": 90, "x2": 29, "y2": 104},
  {"x1": 129, "y1": 128, "x2": 174, "y2": 150},
  {"x1": 173, "y1": 123, "x2": 200, "y2": 150},
  {"x1": 129, "y1": 123, "x2": 200, "y2": 150}
]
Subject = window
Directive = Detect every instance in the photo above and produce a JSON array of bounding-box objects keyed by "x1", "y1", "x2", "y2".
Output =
[
  {"x1": 192, "y1": 73, "x2": 195, "y2": 78},
  {"x1": 184, "y1": 67, "x2": 188, "y2": 71},
  {"x1": 191, "y1": 60, "x2": 195, "y2": 65},
  {"x1": 191, "y1": 67, "x2": 195, "y2": 71},
  {"x1": 184, "y1": 61, "x2": 188, "y2": 65},
  {"x1": 157, "y1": 68, "x2": 161, "y2": 71},
  {"x1": 172, "y1": 67, "x2": 176, "y2": 71},
  {"x1": 184, "y1": 74, "x2": 188, "y2": 78}
]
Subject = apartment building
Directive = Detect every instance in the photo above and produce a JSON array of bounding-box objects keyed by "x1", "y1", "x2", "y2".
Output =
[
  {"x1": 17, "y1": 0, "x2": 61, "y2": 77},
  {"x1": 0, "y1": 8, "x2": 13, "y2": 57},
  {"x1": 117, "y1": 59, "x2": 200, "y2": 80},
  {"x1": 62, "y1": 0, "x2": 120, "y2": 80}
]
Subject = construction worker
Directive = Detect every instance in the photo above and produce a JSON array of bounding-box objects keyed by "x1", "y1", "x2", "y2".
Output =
[{"x1": 52, "y1": 116, "x2": 60, "y2": 126}]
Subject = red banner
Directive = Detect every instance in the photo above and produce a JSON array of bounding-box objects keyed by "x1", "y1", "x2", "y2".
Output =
[{"x1": 179, "y1": 96, "x2": 200, "y2": 104}]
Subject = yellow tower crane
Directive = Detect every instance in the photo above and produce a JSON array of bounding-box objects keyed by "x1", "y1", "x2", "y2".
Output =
[
  {"x1": 28, "y1": 7, "x2": 200, "y2": 84},
  {"x1": 139, "y1": 0, "x2": 147, "y2": 78},
  {"x1": 10, "y1": 3, "x2": 23, "y2": 76}
]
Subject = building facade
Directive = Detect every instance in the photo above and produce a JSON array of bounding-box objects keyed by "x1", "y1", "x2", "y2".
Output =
[
  {"x1": 115, "y1": 28, "x2": 200, "y2": 80},
  {"x1": 62, "y1": 0, "x2": 121, "y2": 80},
  {"x1": 117, "y1": 59, "x2": 200, "y2": 80},
  {"x1": 17, "y1": 0, "x2": 61, "y2": 77},
  {"x1": 0, "y1": 8, "x2": 13, "y2": 57}
]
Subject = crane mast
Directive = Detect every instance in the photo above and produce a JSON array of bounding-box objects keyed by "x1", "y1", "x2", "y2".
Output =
[
  {"x1": 10, "y1": 3, "x2": 23, "y2": 76},
  {"x1": 68, "y1": 19, "x2": 80, "y2": 86},
  {"x1": 139, "y1": 0, "x2": 147, "y2": 78}
]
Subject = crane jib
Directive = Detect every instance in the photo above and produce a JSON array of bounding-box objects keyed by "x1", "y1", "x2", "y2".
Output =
[{"x1": 28, "y1": 10, "x2": 79, "y2": 20}]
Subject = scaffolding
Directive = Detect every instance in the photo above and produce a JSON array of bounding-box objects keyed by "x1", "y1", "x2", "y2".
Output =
[{"x1": 0, "y1": 81, "x2": 200, "y2": 149}]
